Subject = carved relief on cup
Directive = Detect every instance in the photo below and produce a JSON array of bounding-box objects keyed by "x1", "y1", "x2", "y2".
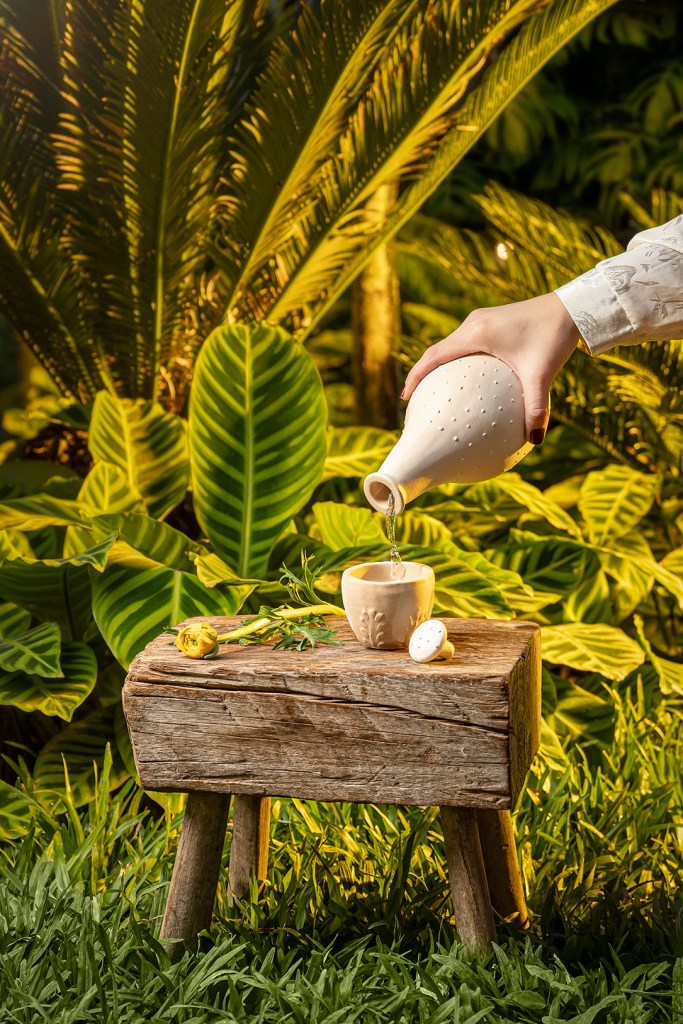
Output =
[{"x1": 358, "y1": 608, "x2": 387, "y2": 647}]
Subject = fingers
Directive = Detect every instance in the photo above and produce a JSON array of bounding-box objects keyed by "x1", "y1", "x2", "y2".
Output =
[
  {"x1": 401, "y1": 323, "x2": 481, "y2": 401},
  {"x1": 522, "y1": 378, "x2": 550, "y2": 444}
]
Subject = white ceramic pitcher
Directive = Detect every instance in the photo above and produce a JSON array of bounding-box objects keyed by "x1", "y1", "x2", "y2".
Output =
[{"x1": 364, "y1": 354, "x2": 533, "y2": 514}]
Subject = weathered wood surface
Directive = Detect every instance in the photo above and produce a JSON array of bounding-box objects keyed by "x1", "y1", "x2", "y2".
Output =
[
  {"x1": 440, "y1": 806, "x2": 496, "y2": 951},
  {"x1": 160, "y1": 791, "x2": 230, "y2": 959},
  {"x1": 477, "y1": 809, "x2": 529, "y2": 928},
  {"x1": 227, "y1": 795, "x2": 271, "y2": 905},
  {"x1": 124, "y1": 617, "x2": 540, "y2": 809}
]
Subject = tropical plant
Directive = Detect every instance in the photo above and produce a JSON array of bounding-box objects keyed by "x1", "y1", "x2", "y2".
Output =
[
  {"x1": 396, "y1": 183, "x2": 683, "y2": 477},
  {"x1": 0, "y1": 0, "x2": 625, "y2": 824},
  {"x1": 0, "y1": 0, "x2": 618, "y2": 413}
]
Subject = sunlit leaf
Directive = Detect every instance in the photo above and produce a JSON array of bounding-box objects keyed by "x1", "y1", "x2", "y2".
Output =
[{"x1": 541, "y1": 623, "x2": 644, "y2": 681}]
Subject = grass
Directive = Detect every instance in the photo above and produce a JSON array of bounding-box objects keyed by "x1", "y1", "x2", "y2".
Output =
[{"x1": 0, "y1": 680, "x2": 682, "y2": 1022}]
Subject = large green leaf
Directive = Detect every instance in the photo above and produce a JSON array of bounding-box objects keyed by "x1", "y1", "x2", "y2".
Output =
[
  {"x1": 0, "y1": 642, "x2": 98, "y2": 720},
  {"x1": 92, "y1": 511, "x2": 204, "y2": 572},
  {"x1": 541, "y1": 623, "x2": 644, "y2": 682},
  {"x1": 312, "y1": 502, "x2": 386, "y2": 551},
  {"x1": 0, "y1": 621, "x2": 62, "y2": 677},
  {"x1": 578, "y1": 465, "x2": 659, "y2": 545},
  {"x1": 0, "y1": 601, "x2": 31, "y2": 639},
  {"x1": 89, "y1": 392, "x2": 189, "y2": 518},
  {"x1": 91, "y1": 564, "x2": 255, "y2": 669},
  {"x1": 469, "y1": 474, "x2": 581, "y2": 537},
  {"x1": 189, "y1": 323, "x2": 327, "y2": 577},
  {"x1": 322, "y1": 426, "x2": 397, "y2": 482},
  {"x1": 0, "y1": 779, "x2": 35, "y2": 840},
  {"x1": 33, "y1": 710, "x2": 129, "y2": 809},
  {"x1": 0, "y1": 494, "x2": 86, "y2": 530},
  {"x1": 64, "y1": 462, "x2": 144, "y2": 557}
]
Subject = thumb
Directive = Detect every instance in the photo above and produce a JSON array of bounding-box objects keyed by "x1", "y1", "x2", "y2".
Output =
[{"x1": 522, "y1": 378, "x2": 550, "y2": 445}]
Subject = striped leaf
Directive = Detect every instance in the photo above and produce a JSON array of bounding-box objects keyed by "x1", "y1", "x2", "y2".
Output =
[
  {"x1": 0, "y1": 779, "x2": 34, "y2": 840},
  {"x1": 0, "y1": 494, "x2": 86, "y2": 530},
  {"x1": 92, "y1": 511, "x2": 205, "y2": 572},
  {"x1": 0, "y1": 621, "x2": 62, "y2": 677},
  {"x1": 578, "y1": 465, "x2": 660, "y2": 545},
  {"x1": 33, "y1": 709, "x2": 129, "y2": 809},
  {"x1": 312, "y1": 502, "x2": 385, "y2": 551},
  {"x1": 91, "y1": 564, "x2": 255, "y2": 669},
  {"x1": 541, "y1": 623, "x2": 644, "y2": 682},
  {"x1": 0, "y1": 601, "x2": 31, "y2": 639},
  {"x1": 0, "y1": 642, "x2": 98, "y2": 720},
  {"x1": 89, "y1": 391, "x2": 189, "y2": 518},
  {"x1": 322, "y1": 427, "x2": 397, "y2": 482},
  {"x1": 0, "y1": 536, "x2": 115, "y2": 639},
  {"x1": 470, "y1": 474, "x2": 582, "y2": 538},
  {"x1": 65, "y1": 462, "x2": 144, "y2": 556},
  {"x1": 189, "y1": 323, "x2": 326, "y2": 577}
]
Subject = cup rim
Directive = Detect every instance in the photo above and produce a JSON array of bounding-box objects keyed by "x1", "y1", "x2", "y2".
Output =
[{"x1": 341, "y1": 560, "x2": 434, "y2": 585}]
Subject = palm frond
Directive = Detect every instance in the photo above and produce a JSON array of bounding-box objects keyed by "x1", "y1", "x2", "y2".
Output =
[
  {"x1": 227, "y1": 0, "x2": 549, "y2": 328},
  {"x1": 55, "y1": 0, "x2": 265, "y2": 401},
  {"x1": 212, "y1": 0, "x2": 419, "y2": 320},
  {"x1": 0, "y1": 15, "x2": 104, "y2": 398},
  {"x1": 288, "y1": 0, "x2": 618, "y2": 338}
]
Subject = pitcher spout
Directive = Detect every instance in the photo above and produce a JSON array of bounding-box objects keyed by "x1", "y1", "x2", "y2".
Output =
[{"x1": 364, "y1": 472, "x2": 405, "y2": 515}]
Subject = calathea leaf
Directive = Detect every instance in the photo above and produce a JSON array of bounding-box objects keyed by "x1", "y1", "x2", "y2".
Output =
[
  {"x1": 0, "y1": 779, "x2": 35, "y2": 840},
  {"x1": 189, "y1": 323, "x2": 326, "y2": 577},
  {"x1": 578, "y1": 464, "x2": 659, "y2": 545},
  {"x1": 91, "y1": 564, "x2": 255, "y2": 669},
  {"x1": 0, "y1": 642, "x2": 98, "y2": 720},
  {"x1": 0, "y1": 622, "x2": 62, "y2": 677},
  {"x1": 0, "y1": 535, "x2": 115, "y2": 640},
  {"x1": 64, "y1": 462, "x2": 145, "y2": 557},
  {"x1": 322, "y1": 426, "x2": 397, "y2": 482},
  {"x1": 89, "y1": 392, "x2": 189, "y2": 519},
  {"x1": 541, "y1": 623, "x2": 644, "y2": 682},
  {"x1": 312, "y1": 501, "x2": 386, "y2": 550},
  {"x1": 33, "y1": 710, "x2": 129, "y2": 809}
]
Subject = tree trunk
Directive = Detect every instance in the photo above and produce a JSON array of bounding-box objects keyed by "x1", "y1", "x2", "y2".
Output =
[{"x1": 352, "y1": 181, "x2": 400, "y2": 428}]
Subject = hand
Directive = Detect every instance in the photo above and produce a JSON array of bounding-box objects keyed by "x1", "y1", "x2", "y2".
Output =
[{"x1": 400, "y1": 293, "x2": 580, "y2": 444}]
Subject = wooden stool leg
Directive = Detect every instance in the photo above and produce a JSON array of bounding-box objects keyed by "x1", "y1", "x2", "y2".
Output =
[
  {"x1": 440, "y1": 806, "x2": 496, "y2": 952},
  {"x1": 160, "y1": 791, "x2": 230, "y2": 958},
  {"x1": 227, "y1": 795, "x2": 271, "y2": 905},
  {"x1": 477, "y1": 809, "x2": 529, "y2": 928}
]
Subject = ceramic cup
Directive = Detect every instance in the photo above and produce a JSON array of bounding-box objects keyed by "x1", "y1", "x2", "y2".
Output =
[{"x1": 341, "y1": 561, "x2": 435, "y2": 650}]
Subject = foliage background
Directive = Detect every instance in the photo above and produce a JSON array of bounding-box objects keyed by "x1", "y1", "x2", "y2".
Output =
[{"x1": 1, "y1": 1, "x2": 682, "y2": 1020}]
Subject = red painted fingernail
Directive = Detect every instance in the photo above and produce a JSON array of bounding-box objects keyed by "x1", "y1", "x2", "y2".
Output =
[{"x1": 530, "y1": 428, "x2": 545, "y2": 445}]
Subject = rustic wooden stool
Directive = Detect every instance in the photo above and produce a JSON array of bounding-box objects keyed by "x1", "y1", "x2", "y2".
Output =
[{"x1": 123, "y1": 617, "x2": 540, "y2": 954}]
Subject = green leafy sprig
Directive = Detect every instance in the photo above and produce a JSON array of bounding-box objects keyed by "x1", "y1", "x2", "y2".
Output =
[{"x1": 170, "y1": 555, "x2": 343, "y2": 658}]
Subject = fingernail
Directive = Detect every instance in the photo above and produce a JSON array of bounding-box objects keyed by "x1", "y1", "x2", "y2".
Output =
[
  {"x1": 529, "y1": 428, "x2": 545, "y2": 445},
  {"x1": 400, "y1": 386, "x2": 406, "y2": 399}
]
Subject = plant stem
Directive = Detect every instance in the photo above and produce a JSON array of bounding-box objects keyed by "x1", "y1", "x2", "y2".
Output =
[{"x1": 216, "y1": 604, "x2": 343, "y2": 643}]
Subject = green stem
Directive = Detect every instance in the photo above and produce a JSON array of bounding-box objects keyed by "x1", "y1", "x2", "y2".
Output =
[{"x1": 216, "y1": 603, "x2": 343, "y2": 643}]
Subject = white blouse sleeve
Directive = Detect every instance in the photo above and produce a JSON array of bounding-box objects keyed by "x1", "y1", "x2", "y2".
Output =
[{"x1": 554, "y1": 214, "x2": 683, "y2": 356}]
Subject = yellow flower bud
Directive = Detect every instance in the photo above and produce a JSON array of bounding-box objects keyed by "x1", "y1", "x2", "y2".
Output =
[{"x1": 175, "y1": 622, "x2": 219, "y2": 659}]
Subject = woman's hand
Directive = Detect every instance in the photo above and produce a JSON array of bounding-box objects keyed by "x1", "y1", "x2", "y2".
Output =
[{"x1": 401, "y1": 292, "x2": 580, "y2": 444}]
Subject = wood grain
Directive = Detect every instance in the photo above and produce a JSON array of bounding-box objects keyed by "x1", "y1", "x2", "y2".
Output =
[
  {"x1": 440, "y1": 806, "x2": 496, "y2": 951},
  {"x1": 159, "y1": 791, "x2": 230, "y2": 959},
  {"x1": 124, "y1": 617, "x2": 541, "y2": 809},
  {"x1": 477, "y1": 809, "x2": 529, "y2": 928},
  {"x1": 227, "y1": 795, "x2": 271, "y2": 904}
]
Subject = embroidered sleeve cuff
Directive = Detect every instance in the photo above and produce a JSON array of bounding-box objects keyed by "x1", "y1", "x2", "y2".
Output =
[
  {"x1": 554, "y1": 267, "x2": 635, "y2": 356},
  {"x1": 555, "y1": 243, "x2": 683, "y2": 356}
]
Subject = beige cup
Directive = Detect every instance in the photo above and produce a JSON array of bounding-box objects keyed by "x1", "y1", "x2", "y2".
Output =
[{"x1": 341, "y1": 561, "x2": 435, "y2": 650}]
